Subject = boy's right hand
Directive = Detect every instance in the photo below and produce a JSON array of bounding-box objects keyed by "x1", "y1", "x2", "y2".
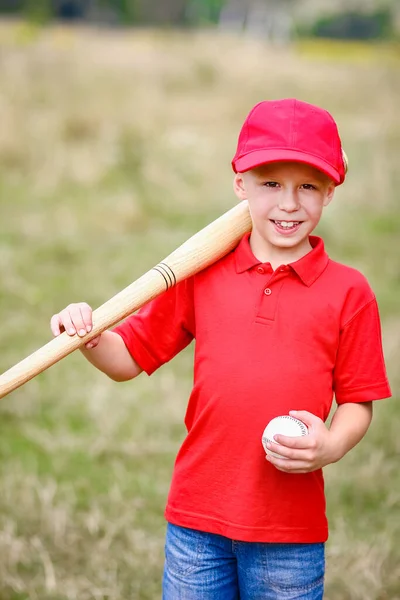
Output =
[{"x1": 50, "y1": 303, "x2": 101, "y2": 349}]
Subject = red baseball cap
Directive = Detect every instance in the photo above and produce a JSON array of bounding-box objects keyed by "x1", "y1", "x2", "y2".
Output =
[{"x1": 232, "y1": 99, "x2": 347, "y2": 185}]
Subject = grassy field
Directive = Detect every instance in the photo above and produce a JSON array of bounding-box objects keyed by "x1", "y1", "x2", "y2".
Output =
[{"x1": 0, "y1": 22, "x2": 399, "y2": 599}]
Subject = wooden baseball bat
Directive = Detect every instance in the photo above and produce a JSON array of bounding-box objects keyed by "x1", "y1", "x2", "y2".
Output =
[{"x1": 0, "y1": 200, "x2": 252, "y2": 400}]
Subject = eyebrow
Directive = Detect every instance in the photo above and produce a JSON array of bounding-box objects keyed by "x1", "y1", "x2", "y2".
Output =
[{"x1": 254, "y1": 171, "x2": 325, "y2": 183}]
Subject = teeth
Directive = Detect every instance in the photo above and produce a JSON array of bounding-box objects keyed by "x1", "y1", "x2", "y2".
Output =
[{"x1": 275, "y1": 221, "x2": 299, "y2": 228}]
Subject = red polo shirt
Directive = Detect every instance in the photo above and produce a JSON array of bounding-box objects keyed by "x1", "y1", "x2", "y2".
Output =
[{"x1": 114, "y1": 234, "x2": 391, "y2": 543}]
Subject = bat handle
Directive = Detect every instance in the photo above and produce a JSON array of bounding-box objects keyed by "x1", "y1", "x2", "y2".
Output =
[{"x1": 0, "y1": 269, "x2": 166, "y2": 400}]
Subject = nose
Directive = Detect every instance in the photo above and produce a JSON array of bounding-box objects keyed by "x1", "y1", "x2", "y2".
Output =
[{"x1": 278, "y1": 190, "x2": 300, "y2": 213}]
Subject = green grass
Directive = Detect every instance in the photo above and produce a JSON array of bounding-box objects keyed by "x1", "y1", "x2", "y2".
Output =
[{"x1": 0, "y1": 21, "x2": 399, "y2": 599}]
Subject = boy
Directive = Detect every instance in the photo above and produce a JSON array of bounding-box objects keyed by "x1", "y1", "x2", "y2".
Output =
[{"x1": 51, "y1": 99, "x2": 391, "y2": 599}]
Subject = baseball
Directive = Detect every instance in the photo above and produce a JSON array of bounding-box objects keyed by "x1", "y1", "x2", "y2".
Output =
[{"x1": 262, "y1": 415, "x2": 308, "y2": 459}]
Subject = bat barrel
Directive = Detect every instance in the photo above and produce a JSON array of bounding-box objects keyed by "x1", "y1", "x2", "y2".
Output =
[{"x1": 0, "y1": 200, "x2": 251, "y2": 400}]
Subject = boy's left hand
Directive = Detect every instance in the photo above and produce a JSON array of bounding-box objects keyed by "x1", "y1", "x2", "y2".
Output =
[{"x1": 265, "y1": 410, "x2": 338, "y2": 473}]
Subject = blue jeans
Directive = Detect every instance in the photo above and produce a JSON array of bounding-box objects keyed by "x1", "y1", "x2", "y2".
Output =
[{"x1": 163, "y1": 523, "x2": 325, "y2": 600}]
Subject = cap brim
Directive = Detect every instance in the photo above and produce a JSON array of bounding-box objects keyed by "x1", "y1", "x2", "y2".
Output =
[{"x1": 233, "y1": 149, "x2": 342, "y2": 185}]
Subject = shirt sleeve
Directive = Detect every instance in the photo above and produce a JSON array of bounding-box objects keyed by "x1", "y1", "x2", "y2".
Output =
[
  {"x1": 112, "y1": 277, "x2": 195, "y2": 375},
  {"x1": 333, "y1": 298, "x2": 391, "y2": 404}
]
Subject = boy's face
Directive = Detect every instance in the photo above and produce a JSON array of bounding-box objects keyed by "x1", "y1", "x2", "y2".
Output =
[{"x1": 233, "y1": 161, "x2": 335, "y2": 260}]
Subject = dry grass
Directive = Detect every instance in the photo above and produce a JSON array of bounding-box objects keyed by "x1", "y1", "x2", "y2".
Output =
[{"x1": 0, "y1": 21, "x2": 399, "y2": 599}]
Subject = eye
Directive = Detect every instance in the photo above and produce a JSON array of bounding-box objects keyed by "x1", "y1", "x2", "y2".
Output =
[
  {"x1": 263, "y1": 181, "x2": 279, "y2": 188},
  {"x1": 301, "y1": 183, "x2": 317, "y2": 190}
]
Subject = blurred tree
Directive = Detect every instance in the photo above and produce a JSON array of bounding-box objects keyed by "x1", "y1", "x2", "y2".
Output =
[
  {"x1": 84, "y1": 0, "x2": 187, "y2": 25},
  {"x1": 185, "y1": 0, "x2": 226, "y2": 25},
  {"x1": 54, "y1": 0, "x2": 89, "y2": 19},
  {"x1": 0, "y1": 0, "x2": 397, "y2": 37},
  {"x1": 293, "y1": 0, "x2": 399, "y2": 39},
  {"x1": 135, "y1": 0, "x2": 187, "y2": 25},
  {"x1": 24, "y1": 0, "x2": 52, "y2": 22},
  {"x1": 116, "y1": 0, "x2": 137, "y2": 24},
  {"x1": 311, "y1": 9, "x2": 393, "y2": 39},
  {"x1": 0, "y1": 0, "x2": 22, "y2": 12},
  {"x1": 219, "y1": 0, "x2": 294, "y2": 42}
]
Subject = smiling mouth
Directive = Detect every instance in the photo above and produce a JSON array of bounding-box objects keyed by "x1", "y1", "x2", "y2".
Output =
[{"x1": 270, "y1": 220, "x2": 302, "y2": 229}]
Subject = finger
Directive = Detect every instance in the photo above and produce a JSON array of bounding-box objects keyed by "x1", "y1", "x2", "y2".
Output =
[
  {"x1": 85, "y1": 336, "x2": 101, "y2": 349},
  {"x1": 50, "y1": 314, "x2": 63, "y2": 336},
  {"x1": 273, "y1": 434, "x2": 313, "y2": 449},
  {"x1": 266, "y1": 454, "x2": 314, "y2": 474},
  {"x1": 266, "y1": 441, "x2": 311, "y2": 460},
  {"x1": 289, "y1": 410, "x2": 322, "y2": 429},
  {"x1": 79, "y1": 303, "x2": 93, "y2": 333},
  {"x1": 66, "y1": 305, "x2": 87, "y2": 337},
  {"x1": 59, "y1": 309, "x2": 77, "y2": 336}
]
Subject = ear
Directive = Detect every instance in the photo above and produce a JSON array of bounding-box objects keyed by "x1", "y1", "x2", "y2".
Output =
[
  {"x1": 323, "y1": 182, "x2": 335, "y2": 207},
  {"x1": 233, "y1": 173, "x2": 247, "y2": 200}
]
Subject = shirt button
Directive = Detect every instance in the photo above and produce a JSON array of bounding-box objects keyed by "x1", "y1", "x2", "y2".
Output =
[
  {"x1": 257, "y1": 266, "x2": 265, "y2": 274},
  {"x1": 264, "y1": 288, "x2": 272, "y2": 296}
]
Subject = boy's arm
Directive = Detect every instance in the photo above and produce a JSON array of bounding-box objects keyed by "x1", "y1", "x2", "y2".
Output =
[
  {"x1": 327, "y1": 402, "x2": 373, "y2": 459},
  {"x1": 80, "y1": 331, "x2": 142, "y2": 382},
  {"x1": 51, "y1": 303, "x2": 142, "y2": 382},
  {"x1": 51, "y1": 280, "x2": 194, "y2": 383},
  {"x1": 265, "y1": 403, "x2": 373, "y2": 474}
]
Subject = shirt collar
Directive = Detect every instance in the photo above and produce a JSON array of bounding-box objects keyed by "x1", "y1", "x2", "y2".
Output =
[{"x1": 235, "y1": 233, "x2": 329, "y2": 287}]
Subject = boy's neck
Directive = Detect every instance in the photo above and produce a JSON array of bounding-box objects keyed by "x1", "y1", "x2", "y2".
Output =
[{"x1": 249, "y1": 233, "x2": 313, "y2": 271}]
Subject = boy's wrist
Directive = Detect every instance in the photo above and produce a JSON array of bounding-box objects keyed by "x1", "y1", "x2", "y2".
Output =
[
  {"x1": 326, "y1": 431, "x2": 346, "y2": 464},
  {"x1": 327, "y1": 402, "x2": 373, "y2": 465}
]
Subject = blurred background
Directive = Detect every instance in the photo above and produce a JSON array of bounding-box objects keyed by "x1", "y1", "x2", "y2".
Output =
[{"x1": 0, "y1": 1, "x2": 399, "y2": 598}]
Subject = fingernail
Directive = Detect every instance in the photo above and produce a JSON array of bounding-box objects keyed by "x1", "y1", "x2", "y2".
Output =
[
  {"x1": 68, "y1": 329, "x2": 75, "y2": 335},
  {"x1": 86, "y1": 325, "x2": 92, "y2": 333},
  {"x1": 266, "y1": 442, "x2": 272, "y2": 449},
  {"x1": 79, "y1": 329, "x2": 86, "y2": 336}
]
